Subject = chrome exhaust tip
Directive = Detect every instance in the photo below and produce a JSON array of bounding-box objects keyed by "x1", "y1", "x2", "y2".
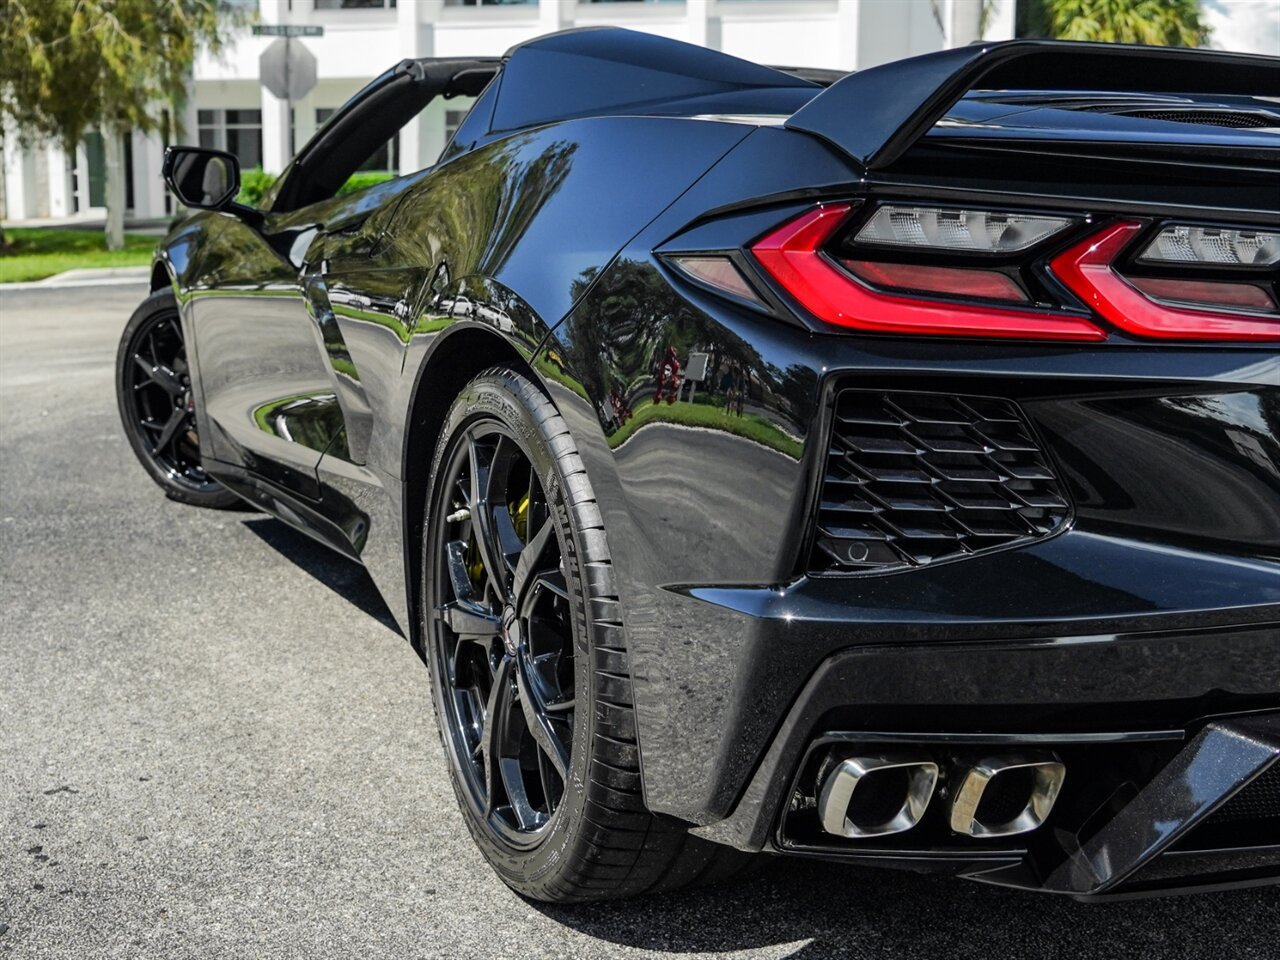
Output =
[
  {"x1": 949, "y1": 752, "x2": 1066, "y2": 838},
  {"x1": 817, "y1": 754, "x2": 939, "y2": 838}
]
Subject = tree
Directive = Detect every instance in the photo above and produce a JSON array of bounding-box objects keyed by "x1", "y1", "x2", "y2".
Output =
[
  {"x1": 1023, "y1": 0, "x2": 1210, "y2": 46},
  {"x1": 0, "y1": 0, "x2": 246, "y2": 249}
]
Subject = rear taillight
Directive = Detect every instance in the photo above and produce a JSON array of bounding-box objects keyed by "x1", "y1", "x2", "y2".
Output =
[
  {"x1": 854, "y1": 205, "x2": 1075, "y2": 254},
  {"x1": 749, "y1": 203, "x2": 1280, "y2": 342},
  {"x1": 1050, "y1": 222, "x2": 1280, "y2": 341},
  {"x1": 750, "y1": 204, "x2": 1105, "y2": 341},
  {"x1": 1137, "y1": 225, "x2": 1279, "y2": 267}
]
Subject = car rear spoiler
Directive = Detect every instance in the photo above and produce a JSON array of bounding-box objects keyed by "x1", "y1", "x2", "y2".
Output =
[{"x1": 785, "y1": 39, "x2": 1280, "y2": 172}]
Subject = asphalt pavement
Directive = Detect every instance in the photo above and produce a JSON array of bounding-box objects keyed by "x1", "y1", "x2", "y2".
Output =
[{"x1": 2, "y1": 283, "x2": 1277, "y2": 959}]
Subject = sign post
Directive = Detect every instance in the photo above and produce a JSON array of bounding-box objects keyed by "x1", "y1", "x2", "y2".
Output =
[{"x1": 254, "y1": 25, "x2": 323, "y2": 156}]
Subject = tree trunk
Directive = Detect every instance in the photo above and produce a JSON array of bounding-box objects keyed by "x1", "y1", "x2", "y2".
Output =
[
  {"x1": 103, "y1": 125, "x2": 126, "y2": 251},
  {"x1": 0, "y1": 141, "x2": 7, "y2": 247}
]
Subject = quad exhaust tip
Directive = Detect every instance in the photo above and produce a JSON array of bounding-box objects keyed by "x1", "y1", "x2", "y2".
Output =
[
  {"x1": 949, "y1": 751, "x2": 1067, "y2": 838},
  {"x1": 817, "y1": 753, "x2": 939, "y2": 838}
]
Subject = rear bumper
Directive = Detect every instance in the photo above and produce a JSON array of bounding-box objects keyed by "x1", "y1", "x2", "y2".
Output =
[{"x1": 684, "y1": 620, "x2": 1279, "y2": 896}]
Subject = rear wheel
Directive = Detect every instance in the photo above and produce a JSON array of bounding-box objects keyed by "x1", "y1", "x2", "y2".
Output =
[
  {"x1": 115, "y1": 291, "x2": 237, "y2": 509},
  {"x1": 422, "y1": 368, "x2": 748, "y2": 902}
]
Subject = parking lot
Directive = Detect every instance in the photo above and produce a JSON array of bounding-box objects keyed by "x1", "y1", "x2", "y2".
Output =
[{"x1": 2, "y1": 282, "x2": 1277, "y2": 959}]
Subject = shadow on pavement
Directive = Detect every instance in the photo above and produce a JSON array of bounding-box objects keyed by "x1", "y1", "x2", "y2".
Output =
[
  {"x1": 236, "y1": 521, "x2": 1278, "y2": 957},
  {"x1": 533, "y1": 854, "x2": 1277, "y2": 957},
  {"x1": 241, "y1": 516, "x2": 402, "y2": 635}
]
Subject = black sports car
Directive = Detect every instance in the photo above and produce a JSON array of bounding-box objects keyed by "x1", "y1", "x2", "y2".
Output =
[{"x1": 116, "y1": 29, "x2": 1280, "y2": 902}]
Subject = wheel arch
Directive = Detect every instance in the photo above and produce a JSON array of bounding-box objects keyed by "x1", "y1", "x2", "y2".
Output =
[
  {"x1": 399, "y1": 323, "x2": 551, "y2": 658},
  {"x1": 149, "y1": 260, "x2": 173, "y2": 294}
]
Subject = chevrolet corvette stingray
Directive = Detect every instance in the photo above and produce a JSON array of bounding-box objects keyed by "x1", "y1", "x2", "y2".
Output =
[{"x1": 116, "y1": 29, "x2": 1280, "y2": 902}]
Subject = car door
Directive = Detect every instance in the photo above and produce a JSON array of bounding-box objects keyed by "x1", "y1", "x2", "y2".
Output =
[
  {"x1": 186, "y1": 208, "x2": 341, "y2": 501},
  {"x1": 192, "y1": 173, "x2": 425, "y2": 503}
]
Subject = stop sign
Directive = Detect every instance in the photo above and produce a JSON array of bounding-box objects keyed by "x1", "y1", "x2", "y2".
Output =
[{"x1": 260, "y1": 37, "x2": 318, "y2": 102}]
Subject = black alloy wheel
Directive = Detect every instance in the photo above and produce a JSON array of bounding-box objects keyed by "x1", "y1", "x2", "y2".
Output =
[
  {"x1": 116, "y1": 291, "x2": 238, "y2": 508},
  {"x1": 423, "y1": 369, "x2": 749, "y2": 902},
  {"x1": 430, "y1": 417, "x2": 576, "y2": 847}
]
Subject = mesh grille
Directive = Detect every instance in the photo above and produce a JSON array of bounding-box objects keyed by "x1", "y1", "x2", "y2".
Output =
[
  {"x1": 1109, "y1": 108, "x2": 1275, "y2": 129},
  {"x1": 1207, "y1": 763, "x2": 1280, "y2": 825},
  {"x1": 810, "y1": 391, "x2": 1069, "y2": 574}
]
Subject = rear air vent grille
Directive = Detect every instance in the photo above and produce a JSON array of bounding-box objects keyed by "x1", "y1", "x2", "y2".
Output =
[
  {"x1": 1088, "y1": 107, "x2": 1277, "y2": 129},
  {"x1": 809, "y1": 391, "x2": 1069, "y2": 574}
]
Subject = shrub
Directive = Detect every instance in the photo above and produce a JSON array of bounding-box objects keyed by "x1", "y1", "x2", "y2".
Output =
[
  {"x1": 233, "y1": 168, "x2": 396, "y2": 208},
  {"x1": 236, "y1": 167, "x2": 278, "y2": 207},
  {"x1": 337, "y1": 171, "x2": 396, "y2": 196}
]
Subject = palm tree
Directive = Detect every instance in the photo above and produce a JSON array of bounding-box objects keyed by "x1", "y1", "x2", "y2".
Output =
[{"x1": 1023, "y1": 0, "x2": 1210, "y2": 47}]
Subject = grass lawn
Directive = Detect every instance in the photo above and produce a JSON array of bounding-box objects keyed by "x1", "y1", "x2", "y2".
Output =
[{"x1": 0, "y1": 228, "x2": 157, "y2": 283}]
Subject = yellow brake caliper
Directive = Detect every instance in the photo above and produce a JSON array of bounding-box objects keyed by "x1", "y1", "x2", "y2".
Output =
[{"x1": 466, "y1": 493, "x2": 530, "y2": 588}]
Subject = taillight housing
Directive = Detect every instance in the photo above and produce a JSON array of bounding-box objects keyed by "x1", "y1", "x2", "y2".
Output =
[
  {"x1": 751, "y1": 202, "x2": 1104, "y2": 341},
  {"x1": 748, "y1": 202, "x2": 1280, "y2": 343}
]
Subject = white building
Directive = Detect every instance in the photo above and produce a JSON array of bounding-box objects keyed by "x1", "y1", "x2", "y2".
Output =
[{"x1": 3, "y1": 0, "x2": 1277, "y2": 224}]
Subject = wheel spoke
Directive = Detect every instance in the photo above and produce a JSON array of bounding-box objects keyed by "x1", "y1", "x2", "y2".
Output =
[
  {"x1": 440, "y1": 601, "x2": 499, "y2": 639},
  {"x1": 515, "y1": 653, "x2": 570, "y2": 779},
  {"x1": 537, "y1": 748, "x2": 563, "y2": 815},
  {"x1": 152, "y1": 407, "x2": 188, "y2": 456},
  {"x1": 522, "y1": 569, "x2": 570, "y2": 621},
  {"x1": 136, "y1": 356, "x2": 183, "y2": 398},
  {"x1": 444, "y1": 540, "x2": 478, "y2": 604},
  {"x1": 499, "y1": 758, "x2": 542, "y2": 831},
  {"x1": 132, "y1": 353, "x2": 157, "y2": 387},
  {"x1": 513, "y1": 517, "x2": 555, "y2": 614},
  {"x1": 481, "y1": 656, "x2": 514, "y2": 816},
  {"x1": 529, "y1": 649, "x2": 574, "y2": 712},
  {"x1": 467, "y1": 433, "x2": 522, "y2": 596}
]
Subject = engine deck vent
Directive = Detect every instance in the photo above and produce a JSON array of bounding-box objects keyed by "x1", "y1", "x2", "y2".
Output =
[
  {"x1": 1090, "y1": 107, "x2": 1277, "y2": 129},
  {"x1": 809, "y1": 391, "x2": 1070, "y2": 574}
]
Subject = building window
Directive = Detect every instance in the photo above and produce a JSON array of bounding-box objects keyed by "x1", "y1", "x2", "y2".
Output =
[
  {"x1": 444, "y1": 1, "x2": 536, "y2": 6},
  {"x1": 315, "y1": 0, "x2": 398, "y2": 9},
  {"x1": 198, "y1": 109, "x2": 264, "y2": 171},
  {"x1": 316, "y1": 108, "x2": 399, "y2": 172}
]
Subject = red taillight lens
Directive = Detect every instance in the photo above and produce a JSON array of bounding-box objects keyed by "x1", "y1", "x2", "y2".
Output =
[
  {"x1": 842, "y1": 260, "x2": 1030, "y2": 303},
  {"x1": 750, "y1": 204, "x2": 1105, "y2": 340},
  {"x1": 1049, "y1": 222, "x2": 1280, "y2": 341},
  {"x1": 1126, "y1": 277, "x2": 1277, "y2": 314}
]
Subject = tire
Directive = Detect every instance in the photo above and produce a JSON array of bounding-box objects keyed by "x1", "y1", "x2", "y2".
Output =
[
  {"x1": 115, "y1": 290, "x2": 239, "y2": 509},
  {"x1": 422, "y1": 368, "x2": 749, "y2": 902}
]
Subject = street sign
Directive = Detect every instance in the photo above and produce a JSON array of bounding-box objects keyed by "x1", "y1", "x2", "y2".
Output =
[
  {"x1": 252, "y1": 25, "x2": 324, "y2": 38},
  {"x1": 260, "y1": 37, "x2": 318, "y2": 102}
]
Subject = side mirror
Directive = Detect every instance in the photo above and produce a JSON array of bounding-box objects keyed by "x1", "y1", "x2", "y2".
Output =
[{"x1": 162, "y1": 146, "x2": 240, "y2": 210}]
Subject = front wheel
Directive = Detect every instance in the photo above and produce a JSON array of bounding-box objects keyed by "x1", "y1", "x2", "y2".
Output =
[
  {"x1": 115, "y1": 291, "x2": 238, "y2": 509},
  {"x1": 422, "y1": 368, "x2": 748, "y2": 902}
]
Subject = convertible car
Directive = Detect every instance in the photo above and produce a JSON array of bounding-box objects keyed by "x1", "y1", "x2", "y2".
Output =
[{"x1": 116, "y1": 28, "x2": 1280, "y2": 902}]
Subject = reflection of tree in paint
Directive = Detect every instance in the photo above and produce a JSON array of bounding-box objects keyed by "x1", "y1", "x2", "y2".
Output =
[
  {"x1": 554, "y1": 257, "x2": 813, "y2": 458},
  {"x1": 384, "y1": 134, "x2": 579, "y2": 281}
]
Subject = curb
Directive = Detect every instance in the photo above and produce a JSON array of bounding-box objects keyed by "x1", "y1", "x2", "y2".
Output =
[{"x1": 0, "y1": 266, "x2": 151, "y2": 292}]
